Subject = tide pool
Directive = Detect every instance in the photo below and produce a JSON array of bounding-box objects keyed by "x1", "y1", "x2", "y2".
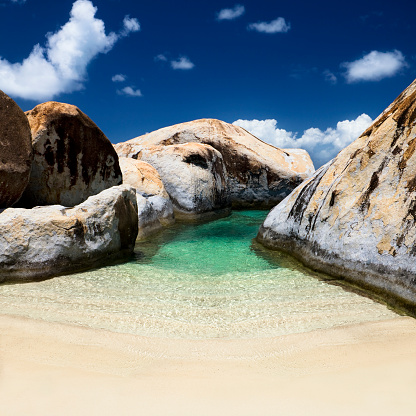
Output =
[{"x1": 0, "y1": 211, "x2": 397, "y2": 339}]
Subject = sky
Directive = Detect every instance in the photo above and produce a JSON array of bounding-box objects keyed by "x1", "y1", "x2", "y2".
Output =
[{"x1": 0, "y1": 0, "x2": 415, "y2": 167}]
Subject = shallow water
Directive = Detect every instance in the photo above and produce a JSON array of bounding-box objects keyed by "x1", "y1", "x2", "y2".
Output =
[{"x1": 0, "y1": 211, "x2": 398, "y2": 339}]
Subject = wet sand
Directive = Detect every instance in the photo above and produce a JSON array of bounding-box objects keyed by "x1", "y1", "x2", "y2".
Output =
[{"x1": 1, "y1": 314, "x2": 416, "y2": 415}]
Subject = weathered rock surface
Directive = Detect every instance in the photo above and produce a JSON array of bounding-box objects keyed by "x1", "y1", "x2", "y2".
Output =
[
  {"x1": 114, "y1": 119, "x2": 314, "y2": 209},
  {"x1": 0, "y1": 90, "x2": 33, "y2": 207},
  {"x1": 117, "y1": 142, "x2": 230, "y2": 219},
  {"x1": 258, "y1": 79, "x2": 416, "y2": 312},
  {"x1": 20, "y1": 102, "x2": 122, "y2": 207},
  {"x1": 0, "y1": 185, "x2": 138, "y2": 282},
  {"x1": 119, "y1": 157, "x2": 174, "y2": 238}
]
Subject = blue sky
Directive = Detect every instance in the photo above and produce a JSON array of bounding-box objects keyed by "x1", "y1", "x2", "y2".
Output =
[{"x1": 1, "y1": 0, "x2": 415, "y2": 167}]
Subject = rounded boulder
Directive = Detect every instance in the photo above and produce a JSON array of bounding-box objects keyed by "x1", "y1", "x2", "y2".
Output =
[{"x1": 0, "y1": 90, "x2": 33, "y2": 207}]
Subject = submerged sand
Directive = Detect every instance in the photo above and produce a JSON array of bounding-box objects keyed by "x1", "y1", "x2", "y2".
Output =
[{"x1": 1, "y1": 314, "x2": 416, "y2": 416}]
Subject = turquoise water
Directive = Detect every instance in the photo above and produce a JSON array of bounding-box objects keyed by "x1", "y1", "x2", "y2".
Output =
[{"x1": 0, "y1": 211, "x2": 397, "y2": 339}]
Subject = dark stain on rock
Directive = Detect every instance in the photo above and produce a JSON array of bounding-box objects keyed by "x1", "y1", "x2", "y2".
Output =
[
  {"x1": 115, "y1": 195, "x2": 138, "y2": 250},
  {"x1": 399, "y1": 137, "x2": 416, "y2": 171},
  {"x1": 288, "y1": 163, "x2": 329, "y2": 224},
  {"x1": 329, "y1": 190, "x2": 338, "y2": 207},
  {"x1": 359, "y1": 157, "x2": 388, "y2": 212},
  {"x1": 44, "y1": 139, "x2": 55, "y2": 167},
  {"x1": 183, "y1": 153, "x2": 209, "y2": 169},
  {"x1": 406, "y1": 176, "x2": 416, "y2": 192},
  {"x1": 392, "y1": 145, "x2": 402, "y2": 155}
]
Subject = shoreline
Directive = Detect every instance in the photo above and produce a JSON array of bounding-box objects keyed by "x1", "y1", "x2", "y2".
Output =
[{"x1": 1, "y1": 314, "x2": 416, "y2": 415}]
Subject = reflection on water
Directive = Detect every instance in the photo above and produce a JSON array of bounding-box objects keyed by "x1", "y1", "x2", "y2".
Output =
[{"x1": 0, "y1": 211, "x2": 398, "y2": 339}]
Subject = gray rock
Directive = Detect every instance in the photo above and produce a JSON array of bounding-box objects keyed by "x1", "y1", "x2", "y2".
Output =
[
  {"x1": 20, "y1": 101, "x2": 122, "y2": 207},
  {"x1": 117, "y1": 142, "x2": 230, "y2": 219},
  {"x1": 0, "y1": 185, "x2": 138, "y2": 282},
  {"x1": 118, "y1": 157, "x2": 174, "y2": 238},
  {"x1": 115, "y1": 118, "x2": 314, "y2": 209},
  {"x1": 0, "y1": 90, "x2": 33, "y2": 207},
  {"x1": 258, "y1": 79, "x2": 416, "y2": 312}
]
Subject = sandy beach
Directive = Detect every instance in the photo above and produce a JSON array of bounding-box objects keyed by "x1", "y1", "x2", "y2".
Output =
[{"x1": 1, "y1": 314, "x2": 416, "y2": 416}]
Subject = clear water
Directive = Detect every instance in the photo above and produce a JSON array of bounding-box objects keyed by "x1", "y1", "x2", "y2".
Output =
[{"x1": 0, "y1": 211, "x2": 397, "y2": 339}]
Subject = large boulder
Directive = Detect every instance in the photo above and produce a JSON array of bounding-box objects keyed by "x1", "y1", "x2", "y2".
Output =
[
  {"x1": 117, "y1": 142, "x2": 230, "y2": 219},
  {"x1": 0, "y1": 90, "x2": 33, "y2": 207},
  {"x1": 114, "y1": 119, "x2": 314, "y2": 209},
  {"x1": 0, "y1": 185, "x2": 138, "y2": 282},
  {"x1": 20, "y1": 102, "x2": 122, "y2": 207},
  {"x1": 258, "y1": 79, "x2": 416, "y2": 312},
  {"x1": 118, "y1": 157, "x2": 175, "y2": 238}
]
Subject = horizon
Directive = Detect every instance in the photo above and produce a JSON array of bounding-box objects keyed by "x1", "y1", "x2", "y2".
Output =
[{"x1": 1, "y1": 0, "x2": 415, "y2": 167}]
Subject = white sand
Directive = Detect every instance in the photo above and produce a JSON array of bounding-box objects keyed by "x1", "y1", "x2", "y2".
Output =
[{"x1": 1, "y1": 314, "x2": 416, "y2": 416}]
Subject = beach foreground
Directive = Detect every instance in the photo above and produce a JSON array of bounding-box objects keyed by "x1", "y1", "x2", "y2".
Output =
[{"x1": 1, "y1": 314, "x2": 416, "y2": 416}]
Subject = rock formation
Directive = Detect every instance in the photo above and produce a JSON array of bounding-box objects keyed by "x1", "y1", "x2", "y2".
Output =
[
  {"x1": 114, "y1": 118, "x2": 314, "y2": 209},
  {"x1": 0, "y1": 90, "x2": 33, "y2": 207},
  {"x1": 117, "y1": 142, "x2": 230, "y2": 219},
  {"x1": 258, "y1": 79, "x2": 416, "y2": 312},
  {"x1": 0, "y1": 185, "x2": 138, "y2": 282},
  {"x1": 118, "y1": 157, "x2": 174, "y2": 237},
  {"x1": 20, "y1": 102, "x2": 122, "y2": 207}
]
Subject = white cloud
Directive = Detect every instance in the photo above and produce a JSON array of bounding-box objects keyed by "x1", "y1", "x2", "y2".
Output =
[
  {"x1": 171, "y1": 56, "x2": 195, "y2": 70},
  {"x1": 154, "y1": 54, "x2": 168, "y2": 62},
  {"x1": 247, "y1": 17, "x2": 290, "y2": 33},
  {"x1": 0, "y1": 0, "x2": 140, "y2": 100},
  {"x1": 117, "y1": 86, "x2": 142, "y2": 97},
  {"x1": 342, "y1": 50, "x2": 406, "y2": 83},
  {"x1": 121, "y1": 15, "x2": 140, "y2": 36},
  {"x1": 233, "y1": 114, "x2": 373, "y2": 168},
  {"x1": 323, "y1": 69, "x2": 337, "y2": 84},
  {"x1": 112, "y1": 74, "x2": 126, "y2": 82},
  {"x1": 217, "y1": 4, "x2": 245, "y2": 21}
]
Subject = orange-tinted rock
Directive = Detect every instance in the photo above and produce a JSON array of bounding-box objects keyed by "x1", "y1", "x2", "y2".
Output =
[
  {"x1": 20, "y1": 102, "x2": 122, "y2": 207},
  {"x1": 0, "y1": 90, "x2": 33, "y2": 207},
  {"x1": 115, "y1": 118, "x2": 314, "y2": 209}
]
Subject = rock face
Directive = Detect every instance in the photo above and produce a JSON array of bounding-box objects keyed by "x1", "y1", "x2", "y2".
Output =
[
  {"x1": 117, "y1": 142, "x2": 230, "y2": 219},
  {"x1": 118, "y1": 157, "x2": 174, "y2": 237},
  {"x1": 0, "y1": 90, "x2": 33, "y2": 207},
  {"x1": 0, "y1": 185, "x2": 138, "y2": 282},
  {"x1": 258, "y1": 79, "x2": 416, "y2": 312},
  {"x1": 20, "y1": 102, "x2": 122, "y2": 207},
  {"x1": 114, "y1": 119, "x2": 314, "y2": 209}
]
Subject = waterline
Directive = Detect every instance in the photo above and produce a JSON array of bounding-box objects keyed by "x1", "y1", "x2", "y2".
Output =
[{"x1": 0, "y1": 211, "x2": 397, "y2": 339}]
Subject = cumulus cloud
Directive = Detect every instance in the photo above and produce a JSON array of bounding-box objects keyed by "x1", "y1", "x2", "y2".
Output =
[
  {"x1": 323, "y1": 69, "x2": 337, "y2": 84},
  {"x1": 117, "y1": 86, "x2": 142, "y2": 97},
  {"x1": 154, "y1": 54, "x2": 168, "y2": 62},
  {"x1": 171, "y1": 56, "x2": 195, "y2": 70},
  {"x1": 120, "y1": 15, "x2": 140, "y2": 36},
  {"x1": 342, "y1": 50, "x2": 406, "y2": 83},
  {"x1": 0, "y1": 0, "x2": 140, "y2": 100},
  {"x1": 247, "y1": 17, "x2": 290, "y2": 33},
  {"x1": 233, "y1": 114, "x2": 373, "y2": 168},
  {"x1": 217, "y1": 4, "x2": 245, "y2": 21},
  {"x1": 112, "y1": 74, "x2": 126, "y2": 82}
]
